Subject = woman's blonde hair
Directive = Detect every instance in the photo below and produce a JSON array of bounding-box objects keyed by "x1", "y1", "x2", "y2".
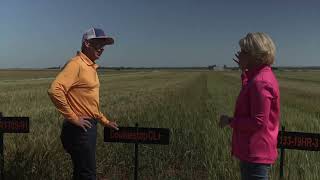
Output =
[{"x1": 239, "y1": 32, "x2": 276, "y2": 65}]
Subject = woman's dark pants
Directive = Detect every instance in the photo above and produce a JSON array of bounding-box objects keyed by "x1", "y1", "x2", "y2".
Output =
[
  {"x1": 60, "y1": 119, "x2": 97, "y2": 180},
  {"x1": 240, "y1": 161, "x2": 271, "y2": 180}
]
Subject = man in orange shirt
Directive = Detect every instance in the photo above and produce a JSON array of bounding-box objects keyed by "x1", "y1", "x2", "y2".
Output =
[{"x1": 48, "y1": 27, "x2": 118, "y2": 180}]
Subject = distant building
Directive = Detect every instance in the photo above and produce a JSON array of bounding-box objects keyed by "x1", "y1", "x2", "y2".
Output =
[
  {"x1": 208, "y1": 65, "x2": 216, "y2": 70},
  {"x1": 208, "y1": 65, "x2": 226, "y2": 71}
]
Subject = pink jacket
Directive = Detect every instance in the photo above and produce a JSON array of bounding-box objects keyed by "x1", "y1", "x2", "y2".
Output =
[{"x1": 230, "y1": 65, "x2": 280, "y2": 164}]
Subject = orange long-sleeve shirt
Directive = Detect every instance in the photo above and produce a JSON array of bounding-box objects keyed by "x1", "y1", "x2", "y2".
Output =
[{"x1": 48, "y1": 51, "x2": 109, "y2": 125}]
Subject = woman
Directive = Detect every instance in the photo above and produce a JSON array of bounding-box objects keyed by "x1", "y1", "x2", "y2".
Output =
[{"x1": 219, "y1": 32, "x2": 280, "y2": 180}]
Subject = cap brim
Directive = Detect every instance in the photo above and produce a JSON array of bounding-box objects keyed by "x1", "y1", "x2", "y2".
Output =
[{"x1": 91, "y1": 37, "x2": 114, "y2": 45}]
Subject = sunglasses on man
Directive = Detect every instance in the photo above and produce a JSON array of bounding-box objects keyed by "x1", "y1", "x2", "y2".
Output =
[
  {"x1": 89, "y1": 43, "x2": 104, "y2": 51},
  {"x1": 86, "y1": 39, "x2": 106, "y2": 51}
]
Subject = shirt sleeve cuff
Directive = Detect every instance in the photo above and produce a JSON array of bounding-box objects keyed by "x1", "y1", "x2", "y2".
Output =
[{"x1": 100, "y1": 115, "x2": 110, "y2": 126}]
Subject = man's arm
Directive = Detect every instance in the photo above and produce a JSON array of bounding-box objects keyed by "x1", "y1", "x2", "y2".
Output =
[
  {"x1": 97, "y1": 111, "x2": 118, "y2": 130},
  {"x1": 97, "y1": 111, "x2": 110, "y2": 125},
  {"x1": 48, "y1": 60, "x2": 80, "y2": 124}
]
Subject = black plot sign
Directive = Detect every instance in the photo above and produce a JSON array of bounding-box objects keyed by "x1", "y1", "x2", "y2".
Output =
[
  {"x1": 0, "y1": 113, "x2": 29, "y2": 180},
  {"x1": 0, "y1": 117, "x2": 29, "y2": 133},
  {"x1": 278, "y1": 131, "x2": 320, "y2": 151},
  {"x1": 104, "y1": 127, "x2": 170, "y2": 145}
]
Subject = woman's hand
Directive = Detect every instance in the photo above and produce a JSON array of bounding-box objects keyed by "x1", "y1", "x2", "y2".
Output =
[
  {"x1": 219, "y1": 115, "x2": 232, "y2": 128},
  {"x1": 233, "y1": 51, "x2": 249, "y2": 71},
  {"x1": 233, "y1": 51, "x2": 240, "y2": 65}
]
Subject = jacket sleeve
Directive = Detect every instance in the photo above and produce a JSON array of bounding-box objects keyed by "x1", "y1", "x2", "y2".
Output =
[
  {"x1": 47, "y1": 60, "x2": 80, "y2": 124},
  {"x1": 230, "y1": 81, "x2": 274, "y2": 132}
]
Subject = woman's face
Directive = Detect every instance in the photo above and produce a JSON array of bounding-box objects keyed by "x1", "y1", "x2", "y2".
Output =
[{"x1": 236, "y1": 49, "x2": 255, "y2": 70}]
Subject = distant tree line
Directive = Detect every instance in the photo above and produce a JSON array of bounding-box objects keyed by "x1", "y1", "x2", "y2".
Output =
[
  {"x1": 97, "y1": 66, "x2": 209, "y2": 70},
  {"x1": 47, "y1": 66, "x2": 61, "y2": 69},
  {"x1": 45, "y1": 66, "x2": 320, "y2": 71}
]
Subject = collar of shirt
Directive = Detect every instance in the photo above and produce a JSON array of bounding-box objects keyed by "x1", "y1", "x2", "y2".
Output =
[
  {"x1": 77, "y1": 51, "x2": 99, "y2": 69},
  {"x1": 246, "y1": 65, "x2": 271, "y2": 80}
]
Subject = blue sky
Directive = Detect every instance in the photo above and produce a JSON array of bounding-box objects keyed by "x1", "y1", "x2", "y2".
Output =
[{"x1": 0, "y1": 0, "x2": 319, "y2": 68}]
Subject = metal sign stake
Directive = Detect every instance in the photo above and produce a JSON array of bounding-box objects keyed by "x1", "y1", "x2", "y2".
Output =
[
  {"x1": 134, "y1": 123, "x2": 138, "y2": 180},
  {"x1": 0, "y1": 112, "x2": 4, "y2": 180},
  {"x1": 104, "y1": 123, "x2": 170, "y2": 179},
  {"x1": 279, "y1": 126, "x2": 285, "y2": 179}
]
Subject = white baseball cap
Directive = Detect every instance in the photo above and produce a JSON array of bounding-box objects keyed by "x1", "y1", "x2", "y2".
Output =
[{"x1": 82, "y1": 27, "x2": 114, "y2": 45}]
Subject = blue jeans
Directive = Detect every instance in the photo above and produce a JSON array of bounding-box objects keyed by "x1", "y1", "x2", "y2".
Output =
[
  {"x1": 240, "y1": 161, "x2": 271, "y2": 180},
  {"x1": 61, "y1": 119, "x2": 97, "y2": 180}
]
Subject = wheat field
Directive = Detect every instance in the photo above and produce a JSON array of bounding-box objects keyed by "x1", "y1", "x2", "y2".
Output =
[{"x1": 0, "y1": 69, "x2": 320, "y2": 179}]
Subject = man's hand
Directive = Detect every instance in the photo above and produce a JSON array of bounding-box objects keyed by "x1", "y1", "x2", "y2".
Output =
[
  {"x1": 105, "y1": 121, "x2": 119, "y2": 130},
  {"x1": 219, "y1": 115, "x2": 232, "y2": 128},
  {"x1": 73, "y1": 117, "x2": 93, "y2": 132}
]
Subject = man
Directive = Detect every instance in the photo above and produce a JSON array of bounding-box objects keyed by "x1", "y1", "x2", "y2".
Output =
[{"x1": 48, "y1": 27, "x2": 119, "y2": 180}]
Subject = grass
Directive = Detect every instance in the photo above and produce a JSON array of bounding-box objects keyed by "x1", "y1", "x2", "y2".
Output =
[{"x1": 0, "y1": 69, "x2": 320, "y2": 179}]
